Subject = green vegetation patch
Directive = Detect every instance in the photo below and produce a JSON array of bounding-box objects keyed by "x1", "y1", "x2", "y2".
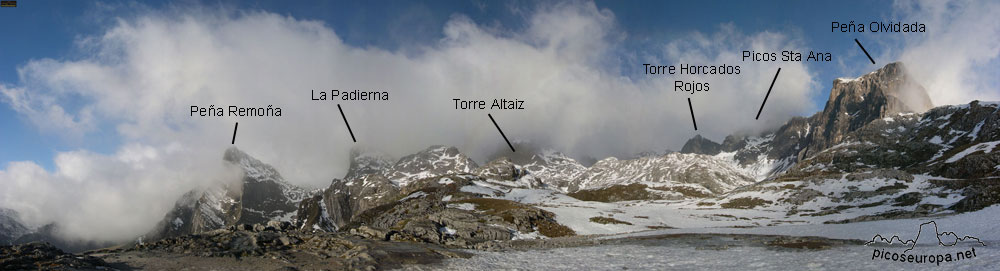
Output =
[
  {"x1": 720, "y1": 197, "x2": 773, "y2": 209},
  {"x1": 588, "y1": 216, "x2": 633, "y2": 225},
  {"x1": 567, "y1": 183, "x2": 663, "y2": 202},
  {"x1": 648, "y1": 186, "x2": 712, "y2": 198},
  {"x1": 453, "y1": 198, "x2": 576, "y2": 238}
]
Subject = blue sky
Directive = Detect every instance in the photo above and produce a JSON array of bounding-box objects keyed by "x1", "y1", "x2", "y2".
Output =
[{"x1": 0, "y1": 0, "x2": 982, "y2": 170}]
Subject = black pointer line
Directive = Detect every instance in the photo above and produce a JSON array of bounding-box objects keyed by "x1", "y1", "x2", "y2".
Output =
[
  {"x1": 231, "y1": 122, "x2": 238, "y2": 144},
  {"x1": 687, "y1": 98, "x2": 697, "y2": 131},
  {"x1": 337, "y1": 104, "x2": 357, "y2": 142},
  {"x1": 756, "y1": 68, "x2": 781, "y2": 120},
  {"x1": 488, "y1": 113, "x2": 515, "y2": 152},
  {"x1": 855, "y1": 38, "x2": 875, "y2": 65}
]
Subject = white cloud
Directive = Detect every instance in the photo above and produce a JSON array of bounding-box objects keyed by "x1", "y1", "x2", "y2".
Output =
[
  {"x1": 895, "y1": 0, "x2": 1000, "y2": 106},
  {"x1": 0, "y1": 143, "x2": 241, "y2": 242},
  {"x1": 0, "y1": 2, "x2": 824, "y2": 242},
  {"x1": 0, "y1": 83, "x2": 95, "y2": 139}
]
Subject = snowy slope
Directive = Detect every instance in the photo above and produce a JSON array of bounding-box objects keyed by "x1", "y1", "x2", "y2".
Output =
[
  {"x1": 383, "y1": 146, "x2": 478, "y2": 187},
  {"x1": 575, "y1": 153, "x2": 755, "y2": 195}
]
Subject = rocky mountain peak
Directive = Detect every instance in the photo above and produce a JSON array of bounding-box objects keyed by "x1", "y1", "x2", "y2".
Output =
[
  {"x1": 472, "y1": 157, "x2": 542, "y2": 188},
  {"x1": 384, "y1": 145, "x2": 478, "y2": 187},
  {"x1": 344, "y1": 147, "x2": 394, "y2": 181},
  {"x1": 148, "y1": 148, "x2": 306, "y2": 240},
  {"x1": 223, "y1": 147, "x2": 283, "y2": 183},
  {"x1": 676, "y1": 63, "x2": 935, "y2": 181},
  {"x1": 828, "y1": 62, "x2": 932, "y2": 116},
  {"x1": 807, "y1": 62, "x2": 933, "y2": 156},
  {"x1": 680, "y1": 134, "x2": 722, "y2": 155}
]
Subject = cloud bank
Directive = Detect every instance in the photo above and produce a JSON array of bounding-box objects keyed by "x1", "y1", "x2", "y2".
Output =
[{"x1": 894, "y1": 0, "x2": 1000, "y2": 105}]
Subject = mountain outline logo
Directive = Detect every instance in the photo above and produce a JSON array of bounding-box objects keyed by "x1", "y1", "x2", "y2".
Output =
[{"x1": 864, "y1": 220, "x2": 986, "y2": 253}]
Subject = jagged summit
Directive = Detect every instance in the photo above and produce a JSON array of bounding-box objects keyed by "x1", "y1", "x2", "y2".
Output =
[
  {"x1": 0, "y1": 208, "x2": 29, "y2": 245},
  {"x1": 575, "y1": 152, "x2": 755, "y2": 195},
  {"x1": 224, "y1": 147, "x2": 284, "y2": 183},
  {"x1": 680, "y1": 135, "x2": 723, "y2": 155},
  {"x1": 147, "y1": 147, "x2": 307, "y2": 240},
  {"x1": 384, "y1": 145, "x2": 478, "y2": 186},
  {"x1": 831, "y1": 62, "x2": 932, "y2": 114},
  {"x1": 810, "y1": 62, "x2": 933, "y2": 155}
]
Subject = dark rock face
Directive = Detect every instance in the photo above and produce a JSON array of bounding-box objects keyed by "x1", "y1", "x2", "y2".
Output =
[
  {"x1": 920, "y1": 101, "x2": 1000, "y2": 179},
  {"x1": 297, "y1": 155, "x2": 577, "y2": 248},
  {"x1": 730, "y1": 98, "x2": 1000, "y2": 220},
  {"x1": 295, "y1": 194, "x2": 337, "y2": 232},
  {"x1": 223, "y1": 148, "x2": 306, "y2": 226},
  {"x1": 472, "y1": 157, "x2": 543, "y2": 188},
  {"x1": 766, "y1": 117, "x2": 812, "y2": 161},
  {"x1": 297, "y1": 145, "x2": 491, "y2": 231},
  {"x1": 472, "y1": 157, "x2": 523, "y2": 181},
  {"x1": 803, "y1": 62, "x2": 933, "y2": 157},
  {"x1": 680, "y1": 135, "x2": 723, "y2": 155},
  {"x1": 296, "y1": 175, "x2": 401, "y2": 231},
  {"x1": 782, "y1": 100, "x2": 1000, "y2": 180},
  {"x1": 345, "y1": 175, "x2": 573, "y2": 248},
  {"x1": 148, "y1": 148, "x2": 306, "y2": 240},
  {"x1": 127, "y1": 220, "x2": 468, "y2": 271},
  {"x1": 343, "y1": 148, "x2": 394, "y2": 181},
  {"x1": 384, "y1": 146, "x2": 478, "y2": 186},
  {"x1": 0, "y1": 242, "x2": 111, "y2": 270},
  {"x1": 679, "y1": 62, "x2": 937, "y2": 181}
]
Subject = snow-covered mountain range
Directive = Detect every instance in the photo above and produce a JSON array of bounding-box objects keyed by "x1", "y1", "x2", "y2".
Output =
[
  {"x1": 4, "y1": 62, "x2": 998, "y2": 252},
  {"x1": 128, "y1": 61, "x2": 1000, "y2": 243}
]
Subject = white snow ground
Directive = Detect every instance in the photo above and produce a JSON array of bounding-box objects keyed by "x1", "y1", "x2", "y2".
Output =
[
  {"x1": 402, "y1": 206, "x2": 1000, "y2": 270},
  {"x1": 406, "y1": 243, "x2": 998, "y2": 270}
]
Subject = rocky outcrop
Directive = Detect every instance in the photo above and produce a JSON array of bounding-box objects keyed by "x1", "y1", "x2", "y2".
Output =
[
  {"x1": 472, "y1": 157, "x2": 523, "y2": 181},
  {"x1": 384, "y1": 146, "x2": 478, "y2": 186},
  {"x1": 803, "y1": 62, "x2": 933, "y2": 157},
  {"x1": 297, "y1": 146, "x2": 547, "y2": 232},
  {"x1": 472, "y1": 157, "x2": 544, "y2": 188},
  {"x1": 0, "y1": 209, "x2": 28, "y2": 246},
  {"x1": 296, "y1": 174, "x2": 401, "y2": 231},
  {"x1": 12, "y1": 223, "x2": 117, "y2": 253},
  {"x1": 0, "y1": 242, "x2": 111, "y2": 270}
]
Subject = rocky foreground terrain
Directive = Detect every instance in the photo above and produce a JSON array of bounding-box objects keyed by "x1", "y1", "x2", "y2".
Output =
[
  {"x1": 3, "y1": 223, "x2": 872, "y2": 270},
  {"x1": 2, "y1": 62, "x2": 999, "y2": 269}
]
